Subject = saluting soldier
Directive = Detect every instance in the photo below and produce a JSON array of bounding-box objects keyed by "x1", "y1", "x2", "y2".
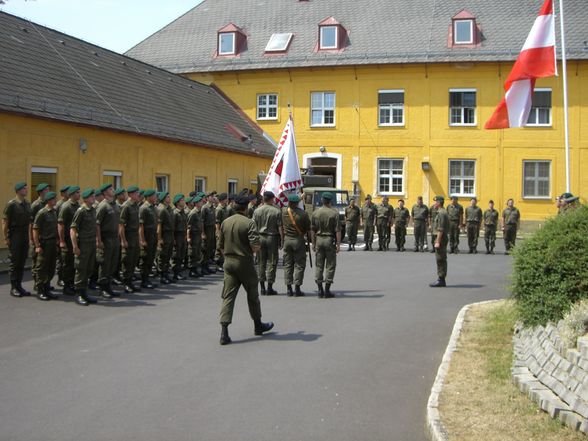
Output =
[
  {"x1": 361, "y1": 195, "x2": 376, "y2": 251},
  {"x1": 157, "y1": 192, "x2": 175, "y2": 284},
  {"x1": 58, "y1": 186, "x2": 80, "y2": 296},
  {"x1": 281, "y1": 193, "x2": 311, "y2": 297},
  {"x1": 411, "y1": 196, "x2": 429, "y2": 252},
  {"x1": 344, "y1": 197, "x2": 360, "y2": 251},
  {"x1": 429, "y1": 201, "x2": 439, "y2": 253},
  {"x1": 187, "y1": 195, "x2": 205, "y2": 277},
  {"x1": 3, "y1": 182, "x2": 32, "y2": 297},
  {"x1": 215, "y1": 193, "x2": 231, "y2": 272},
  {"x1": 119, "y1": 185, "x2": 141, "y2": 293},
  {"x1": 483, "y1": 200, "x2": 499, "y2": 254},
  {"x1": 502, "y1": 198, "x2": 521, "y2": 254},
  {"x1": 55, "y1": 185, "x2": 70, "y2": 287},
  {"x1": 32, "y1": 191, "x2": 59, "y2": 301},
  {"x1": 393, "y1": 199, "x2": 410, "y2": 252},
  {"x1": 30, "y1": 183, "x2": 50, "y2": 285},
  {"x1": 139, "y1": 189, "x2": 158, "y2": 289},
  {"x1": 447, "y1": 196, "x2": 464, "y2": 254},
  {"x1": 253, "y1": 191, "x2": 283, "y2": 296},
  {"x1": 311, "y1": 192, "x2": 341, "y2": 298},
  {"x1": 376, "y1": 196, "x2": 393, "y2": 251},
  {"x1": 430, "y1": 196, "x2": 449, "y2": 288},
  {"x1": 96, "y1": 183, "x2": 120, "y2": 298},
  {"x1": 172, "y1": 194, "x2": 188, "y2": 281},
  {"x1": 465, "y1": 197, "x2": 483, "y2": 254},
  {"x1": 218, "y1": 194, "x2": 274, "y2": 346},
  {"x1": 201, "y1": 193, "x2": 217, "y2": 273}
]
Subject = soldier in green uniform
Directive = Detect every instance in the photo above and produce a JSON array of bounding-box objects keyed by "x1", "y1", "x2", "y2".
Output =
[
  {"x1": 70, "y1": 189, "x2": 99, "y2": 305},
  {"x1": 311, "y1": 192, "x2": 341, "y2": 298},
  {"x1": 344, "y1": 197, "x2": 360, "y2": 251},
  {"x1": 3, "y1": 182, "x2": 32, "y2": 297},
  {"x1": 187, "y1": 195, "x2": 205, "y2": 278},
  {"x1": 483, "y1": 200, "x2": 499, "y2": 254},
  {"x1": 247, "y1": 195, "x2": 261, "y2": 219},
  {"x1": 113, "y1": 188, "x2": 127, "y2": 284},
  {"x1": 393, "y1": 199, "x2": 410, "y2": 252},
  {"x1": 96, "y1": 183, "x2": 120, "y2": 298},
  {"x1": 281, "y1": 193, "x2": 311, "y2": 297},
  {"x1": 215, "y1": 193, "x2": 231, "y2": 272},
  {"x1": 172, "y1": 194, "x2": 188, "y2": 281},
  {"x1": 430, "y1": 196, "x2": 449, "y2": 288},
  {"x1": 88, "y1": 188, "x2": 105, "y2": 290},
  {"x1": 119, "y1": 185, "x2": 141, "y2": 293},
  {"x1": 157, "y1": 192, "x2": 175, "y2": 284},
  {"x1": 558, "y1": 192, "x2": 580, "y2": 213},
  {"x1": 201, "y1": 193, "x2": 217, "y2": 273},
  {"x1": 139, "y1": 189, "x2": 159, "y2": 289},
  {"x1": 58, "y1": 186, "x2": 80, "y2": 296},
  {"x1": 30, "y1": 183, "x2": 50, "y2": 285},
  {"x1": 32, "y1": 191, "x2": 59, "y2": 300},
  {"x1": 376, "y1": 196, "x2": 393, "y2": 251},
  {"x1": 465, "y1": 197, "x2": 483, "y2": 254},
  {"x1": 447, "y1": 196, "x2": 464, "y2": 254},
  {"x1": 218, "y1": 194, "x2": 274, "y2": 346},
  {"x1": 55, "y1": 185, "x2": 70, "y2": 287},
  {"x1": 253, "y1": 191, "x2": 283, "y2": 296},
  {"x1": 429, "y1": 201, "x2": 439, "y2": 253},
  {"x1": 361, "y1": 195, "x2": 376, "y2": 251},
  {"x1": 502, "y1": 198, "x2": 521, "y2": 254},
  {"x1": 411, "y1": 196, "x2": 429, "y2": 252}
]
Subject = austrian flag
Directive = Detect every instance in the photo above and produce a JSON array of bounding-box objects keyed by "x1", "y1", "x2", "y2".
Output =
[{"x1": 485, "y1": 0, "x2": 557, "y2": 129}]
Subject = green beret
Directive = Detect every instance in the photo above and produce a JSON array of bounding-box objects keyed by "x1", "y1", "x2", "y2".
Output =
[
  {"x1": 114, "y1": 188, "x2": 126, "y2": 196},
  {"x1": 94, "y1": 189, "x2": 102, "y2": 196},
  {"x1": 193, "y1": 195, "x2": 203, "y2": 203},
  {"x1": 450, "y1": 195, "x2": 459, "y2": 201},
  {"x1": 67, "y1": 185, "x2": 80, "y2": 195},
  {"x1": 287, "y1": 193, "x2": 301, "y2": 203},
  {"x1": 60, "y1": 185, "x2": 70, "y2": 193},
  {"x1": 139, "y1": 189, "x2": 145, "y2": 196},
  {"x1": 43, "y1": 191, "x2": 56, "y2": 202},
  {"x1": 173, "y1": 194, "x2": 185, "y2": 205},
  {"x1": 434, "y1": 195, "x2": 445, "y2": 202},
  {"x1": 14, "y1": 182, "x2": 27, "y2": 191},
  {"x1": 99, "y1": 183, "x2": 112, "y2": 193},
  {"x1": 560, "y1": 192, "x2": 573, "y2": 200},
  {"x1": 218, "y1": 193, "x2": 228, "y2": 201},
  {"x1": 82, "y1": 188, "x2": 95, "y2": 199},
  {"x1": 197, "y1": 192, "x2": 206, "y2": 198},
  {"x1": 143, "y1": 189, "x2": 156, "y2": 197},
  {"x1": 158, "y1": 191, "x2": 169, "y2": 201},
  {"x1": 322, "y1": 192, "x2": 333, "y2": 201},
  {"x1": 127, "y1": 185, "x2": 139, "y2": 194},
  {"x1": 36, "y1": 183, "x2": 49, "y2": 192}
]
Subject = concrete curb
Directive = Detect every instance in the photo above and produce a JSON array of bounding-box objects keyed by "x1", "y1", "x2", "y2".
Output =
[{"x1": 426, "y1": 299, "x2": 502, "y2": 441}]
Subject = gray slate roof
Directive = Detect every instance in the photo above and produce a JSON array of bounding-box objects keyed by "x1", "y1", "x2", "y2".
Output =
[
  {"x1": 126, "y1": 0, "x2": 588, "y2": 74},
  {"x1": 0, "y1": 12, "x2": 275, "y2": 157}
]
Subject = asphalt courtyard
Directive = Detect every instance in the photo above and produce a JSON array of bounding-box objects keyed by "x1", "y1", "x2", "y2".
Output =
[{"x1": 0, "y1": 237, "x2": 511, "y2": 441}]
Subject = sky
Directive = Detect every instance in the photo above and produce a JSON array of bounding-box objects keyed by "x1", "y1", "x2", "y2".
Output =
[{"x1": 0, "y1": 0, "x2": 203, "y2": 53}]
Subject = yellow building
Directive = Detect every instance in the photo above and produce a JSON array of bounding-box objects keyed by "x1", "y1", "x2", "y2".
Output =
[{"x1": 128, "y1": 0, "x2": 588, "y2": 223}]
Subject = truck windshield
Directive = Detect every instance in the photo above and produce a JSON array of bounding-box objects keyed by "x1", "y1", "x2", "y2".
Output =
[{"x1": 313, "y1": 191, "x2": 349, "y2": 207}]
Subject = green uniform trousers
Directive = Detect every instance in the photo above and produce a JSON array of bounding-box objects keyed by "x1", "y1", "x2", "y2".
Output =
[
  {"x1": 121, "y1": 234, "x2": 140, "y2": 284},
  {"x1": 484, "y1": 226, "x2": 496, "y2": 251},
  {"x1": 395, "y1": 225, "x2": 407, "y2": 249},
  {"x1": 414, "y1": 220, "x2": 427, "y2": 249},
  {"x1": 377, "y1": 219, "x2": 389, "y2": 250},
  {"x1": 258, "y1": 234, "x2": 280, "y2": 284},
  {"x1": 346, "y1": 221, "x2": 358, "y2": 245},
  {"x1": 449, "y1": 221, "x2": 460, "y2": 251},
  {"x1": 56, "y1": 243, "x2": 64, "y2": 282},
  {"x1": 173, "y1": 234, "x2": 187, "y2": 275},
  {"x1": 431, "y1": 232, "x2": 437, "y2": 251},
  {"x1": 283, "y1": 235, "x2": 306, "y2": 286},
  {"x1": 203, "y1": 226, "x2": 215, "y2": 262},
  {"x1": 219, "y1": 256, "x2": 262, "y2": 325},
  {"x1": 34, "y1": 240, "x2": 57, "y2": 291},
  {"x1": 97, "y1": 235, "x2": 120, "y2": 285},
  {"x1": 74, "y1": 240, "x2": 96, "y2": 290},
  {"x1": 8, "y1": 229, "x2": 28, "y2": 283},
  {"x1": 189, "y1": 234, "x2": 202, "y2": 270},
  {"x1": 158, "y1": 232, "x2": 174, "y2": 276},
  {"x1": 315, "y1": 236, "x2": 337, "y2": 284},
  {"x1": 504, "y1": 224, "x2": 517, "y2": 251},
  {"x1": 140, "y1": 232, "x2": 157, "y2": 279},
  {"x1": 435, "y1": 238, "x2": 449, "y2": 279},
  {"x1": 466, "y1": 222, "x2": 480, "y2": 250},
  {"x1": 61, "y1": 243, "x2": 75, "y2": 288},
  {"x1": 363, "y1": 223, "x2": 374, "y2": 248}
]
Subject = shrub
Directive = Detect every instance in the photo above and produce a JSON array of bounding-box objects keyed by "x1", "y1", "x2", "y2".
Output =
[
  {"x1": 559, "y1": 299, "x2": 588, "y2": 349},
  {"x1": 511, "y1": 205, "x2": 588, "y2": 327}
]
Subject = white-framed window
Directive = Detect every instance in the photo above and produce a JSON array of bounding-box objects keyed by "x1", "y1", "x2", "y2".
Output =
[
  {"x1": 526, "y1": 89, "x2": 552, "y2": 127},
  {"x1": 265, "y1": 33, "x2": 293, "y2": 52},
  {"x1": 449, "y1": 89, "x2": 477, "y2": 126},
  {"x1": 454, "y1": 19, "x2": 474, "y2": 44},
  {"x1": 228, "y1": 179, "x2": 238, "y2": 195},
  {"x1": 31, "y1": 166, "x2": 57, "y2": 193},
  {"x1": 195, "y1": 177, "x2": 206, "y2": 194},
  {"x1": 377, "y1": 159, "x2": 404, "y2": 195},
  {"x1": 319, "y1": 26, "x2": 338, "y2": 49},
  {"x1": 311, "y1": 92, "x2": 336, "y2": 127},
  {"x1": 218, "y1": 32, "x2": 235, "y2": 55},
  {"x1": 257, "y1": 94, "x2": 278, "y2": 120},
  {"x1": 449, "y1": 160, "x2": 476, "y2": 197},
  {"x1": 103, "y1": 170, "x2": 122, "y2": 189},
  {"x1": 523, "y1": 160, "x2": 551, "y2": 198},
  {"x1": 155, "y1": 174, "x2": 169, "y2": 193},
  {"x1": 378, "y1": 90, "x2": 405, "y2": 126}
]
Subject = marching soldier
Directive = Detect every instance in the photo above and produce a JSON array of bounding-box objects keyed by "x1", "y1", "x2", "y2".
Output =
[
  {"x1": 96, "y1": 183, "x2": 120, "y2": 298},
  {"x1": 465, "y1": 197, "x2": 483, "y2": 254},
  {"x1": 215, "y1": 193, "x2": 231, "y2": 271},
  {"x1": 32, "y1": 191, "x2": 59, "y2": 301},
  {"x1": 376, "y1": 196, "x2": 393, "y2": 251},
  {"x1": 172, "y1": 194, "x2": 188, "y2": 281},
  {"x1": 361, "y1": 195, "x2": 376, "y2": 251},
  {"x1": 502, "y1": 198, "x2": 521, "y2": 254},
  {"x1": 55, "y1": 185, "x2": 70, "y2": 287},
  {"x1": 483, "y1": 200, "x2": 499, "y2": 254},
  {"x1": 218, "y1": 194, "x2": 274, "y2": 346},
  {"x1": 201, "y1": 193, "x2": 216, "y2": 273},
  {"x1": 411, "y1": 196, "x2": 429, "y2": 252},
  {"x1": 119, "y1": 185, "x2": 141, "y2": 293},
  {"x1": 281, "y1": 193, "x2": 311, "y2": 297},
  {"x1": 30, "y1": 183, "x2": 50, "y2": 285},
  {"x1": 187, "y1": 195, "x2": 205, "y2": 277},
  {"x1": 157, "y1": 192, "x2": 175, "y2": 284},
  {"x1": 311, "y1": 192, "x2": 341, "y2": 298},
  {"x1": 447, "y1": 196, "x2": 464, "y2": 254},
  {"x1": 344, "y1": 197, "x2": 360, "y2": 251},
  {"x1": 429, "y1": 201, "x2": 439, "y2": 253},
  {"x1": 253, "y1": 191, "x2": 283, "y2": 296},
  {"x1": 393, "y1": 199, "x2": 410, "y2": 252},
  {"x1": 139, "y1": 189, "x2": 158, "y2": 288},
  {"x1": 3, "y1": 182, "x2": 32, "y2": 297},
  {"x1": 430, "y1": 196, "x2": 449, "y2": 288},
  {"x1": 58, "y1": 186, "x2": 80, "y2": 296}
]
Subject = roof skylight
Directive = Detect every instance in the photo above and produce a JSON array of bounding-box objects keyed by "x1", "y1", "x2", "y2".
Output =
[{"x1": 265, "y1": 33, "x2": 293, "y2": 52}]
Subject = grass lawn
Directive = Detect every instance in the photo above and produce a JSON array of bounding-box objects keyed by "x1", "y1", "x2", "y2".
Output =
[{"x1": 438, "y1": 300, "x2": 585, "y2": 441}]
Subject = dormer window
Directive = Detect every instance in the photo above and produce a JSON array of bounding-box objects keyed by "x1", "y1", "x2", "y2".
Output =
[
  {"x1": 449, "y1": 11, "x2": 481, "y2": 48},
  {"x1": 216, "y1": 23, "x2": 247, "y2": 57},
  {"x1": 320, "y1": 26, "x2": 338, "y2": 49},
  {"x1": 454, "y1": 20, "x2": 473, "y2": 44},
  {"x1": 317, "y1": 17, "x2": 347, "y2": 51},
  {"x1": 265, "y1": 33, "x2": 294, "y2": 53},
  {"x1": 219, "y1": 33, "x2": 235, "y2": 55}
]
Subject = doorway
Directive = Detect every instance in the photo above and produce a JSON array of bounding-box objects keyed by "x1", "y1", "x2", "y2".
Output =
[{"x1": 303, "y1": 153, "x2": 342, "y2": 188}]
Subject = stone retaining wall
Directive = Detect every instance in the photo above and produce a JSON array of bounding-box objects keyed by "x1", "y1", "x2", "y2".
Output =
[{"x1": 513, "y1": 322, "x2": 588, "y2": 433}]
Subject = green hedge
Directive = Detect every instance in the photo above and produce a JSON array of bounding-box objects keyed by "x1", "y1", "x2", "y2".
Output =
[{"x1": 511, "y1": 205, "x2": 588, "y2": 327}]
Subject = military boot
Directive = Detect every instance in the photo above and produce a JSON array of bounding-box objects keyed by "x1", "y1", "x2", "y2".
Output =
[
  {"x1": 324, "y1": 283, "x2": 334, "y2": 298},
  {"x1": 429, "y1": 278, "x2": 447, "y2": 288},
  {"x1": 100, "y1": 284, "x2": 114, "y2": 299},
  {"x1": 260, "y1": 281, "x2": 266, "y2": 296},
  {"x1": 266, "y1": 283, "x2": 278, "y2": 296},
  {"x1": 254, "y1": 319, "x2": 274, "y2": 336},
  {"x1": 189, "y1": 269, "x2": 201, "y2": 278},
  {"x1": 45, "y1": 284, "x2": 59, "y2": 300},
  {"x1": 63, "y1": 284, "x2": 76, "y2": 296},
  {"x1": 141, "y1": 277, "x2": 155, "y2": 289},
  {"x1": 220, "y1": 324, "x2": 232, "y2": 345},
  {"x1": 317, "y1": 282, "x2": 325, "y2": 298},
  {"x1": 294, "y1": 285, "x2": 305, "y2": 297},
  {"x1": 16, "y1": 282, "x2": 31, "y2": 296},
  {"x1": 37, "y1": 286, "x2": 51, "y2": 301},
  {"x1": 286, "y1": 285, "x2": 294, "y2": 297},
  {"x1": 10, "y1": 281, "x2": 23, "y2": 297},
  {"x1": 75, "y1": 289, "x2": 90, "y2": 306}
]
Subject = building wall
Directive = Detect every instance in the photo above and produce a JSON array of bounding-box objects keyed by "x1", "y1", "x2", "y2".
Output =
[{"x1": 189, "y1": 61, "x2": 587, "y2": 222}]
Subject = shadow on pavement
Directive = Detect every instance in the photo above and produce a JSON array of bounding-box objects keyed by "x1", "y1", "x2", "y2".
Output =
[
  {"x1": 446, "y1": 284, "x2": 485, "y2": 289},
  {"x1": 233, "y1": 331, "x2": 322, "y2": 344}
]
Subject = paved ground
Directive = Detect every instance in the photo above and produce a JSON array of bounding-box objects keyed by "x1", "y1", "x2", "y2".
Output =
[{"x1": 0, "y1": 238, "x2": 511, "y2": 441}]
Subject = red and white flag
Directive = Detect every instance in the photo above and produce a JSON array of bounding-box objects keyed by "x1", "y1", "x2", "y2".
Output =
[
  {"x1": 260, "y1": 116, "x2": 303, "y2": 207},
  {"x1": 485, "y1": 0, "x2": 557, "y2": 129}
]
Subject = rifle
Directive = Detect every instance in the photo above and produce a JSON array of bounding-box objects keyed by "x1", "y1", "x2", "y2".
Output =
[{"x1": 306, "y1": 232, "x2": 313, "y2": 268}]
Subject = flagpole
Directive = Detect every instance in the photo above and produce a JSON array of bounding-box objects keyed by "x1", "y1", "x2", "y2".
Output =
[{"x1": 558, "y1": 0, "x2": 571, "y2": 193}]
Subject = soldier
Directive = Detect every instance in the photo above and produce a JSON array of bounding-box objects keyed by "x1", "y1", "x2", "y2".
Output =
[
  {"x1": 375, "y1": 196, "x2": 393, "y2": 251},
  {"x1": 119, "y1": 185, "x2": 141, "y2": 293},
  {"x1": 113, "y1": 187, "x2": 127, "y2": 284},
  {"x1": 88, "y1": 188, "x2": 105, "y2": 290},
  {"x1": 483, "y1": 200, "x2": 499, "y2": 254},
  {"x1": 215, "y1": 193, "x2": 231, "y2": 272},
  {"x1": 411, "y1": 196, "x2": 429, "y2": 252},
  {"x1": 30, "y1": 183, "x2": 50, "y2": 285},
  {"x1": 311, "y1": 192, "x2": 341, "y2": 298},
  {"x1": 218, "y1": 194, "x2": 274, "y2": 346},
  {"x1": 502, "y1": 198, "x2": 521, "y2": 254},
  {"x1": 58, "y1": 186, "x2": 80, "y2": 296},
  {"x1": 172, "y1": 194, "x2": 188, "y2": 281},
  {"x1": 187, "y1": 195, "x2": 205, "y2": 277},
  {"x1": 70, "y1": 189, "x2": 99, "y2": 306},
  {"x1": 361, "y1": 195, "x2": 376, "y2": 251},
  {"x1": 139, "y1": 189, "x2": 159, "y2": 289},
  {"x1": 447, "y1": 196, "x2": 464, "y2": 254},
  {"x1": 55, "y1": 185, "x2": 70, "y2": 287},
  {"x1": 393, "y1": 199, "x2": 410, "y2": 252},
  {"x1": 344, "y1": 197, "x2": 360, "y2": 251},
  {"x1": 429, "y1": 201, "x2": 439, "y2": 253},
  {"x1": 559, "y1": 192, "x2": 580, "y2": 213},
  {"x1": 253, "y1": 191, "x2": 283, "y2": 296},
  {"x1": 96, "y1": 183, "x2": 120, "y2": 298},
  {"x1": 157, "y1": 192, "x2": 175, "y2": 284},
  {"x1": 3, "y1": 182, "x2": 32, "y2": 297},
  {"x1": 281, "y1": 193, "x2": 311, "y2": 297},
  {"x1": 201, "y1": 193, "x2": 217, "y2": 273},
  {"x1": 430, "y1": 196, "x2": 449, "y2": 288},
  {"x1": 32, "y1": 191, "x2": 59, "y2": 301},
  {"x1": 465, "y1": 197, "x2": 483, "y2": 254},
  {"x1": 247, "y1": 194, "x2": 261, "y2": 219}
]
